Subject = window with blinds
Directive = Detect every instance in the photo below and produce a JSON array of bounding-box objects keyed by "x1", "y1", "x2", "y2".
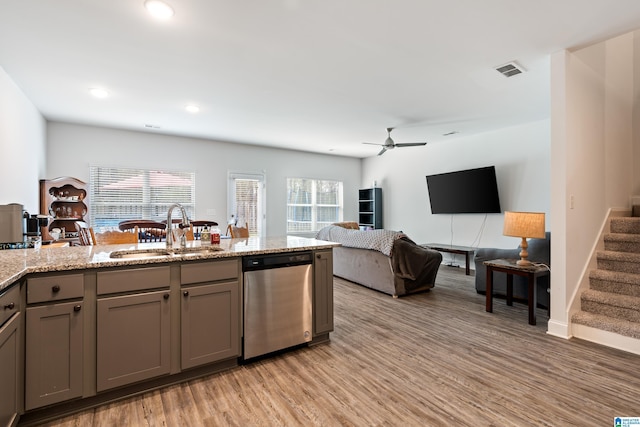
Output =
[
  {"x1": 89, "y1": 166, "x2": 195, "y2": 231},
  {"x1": 287, "y1": 178, "x2": 343, "y2": 233}
]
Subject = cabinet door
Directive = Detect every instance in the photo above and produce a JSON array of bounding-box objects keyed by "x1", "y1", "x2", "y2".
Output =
[
  {"x1": 181, "y1": 281, "x2": 240, "y2": 370},
  {"x1": 25, "y1": 301, "x2": 83, "y2": 410},
  {"x1": 97, "y1": 290, "x2": 171, "y2": 392},
  {"x1": 0, "y1": 312, "x2": 20, "y2": 427},
  {"x1": 313, "y1": 250, "x2": 334, "y2": 336}
]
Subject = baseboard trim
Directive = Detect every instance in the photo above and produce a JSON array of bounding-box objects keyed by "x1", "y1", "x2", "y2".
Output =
[
  {"x1": 546, "y1": 319, "x2": 570, "y2": 338},
  {"x1": 572, "y1": 323, "x2": 640, "y2": 355}
]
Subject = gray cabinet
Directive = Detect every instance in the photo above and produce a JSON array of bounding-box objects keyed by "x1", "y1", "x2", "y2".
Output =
[
  {"x1": 180, "y1": 260, "x2": 240, "y2": 370},
  {"x1": 0, "y1": 284, "x2": 21, "y2": 427},
  {"x1": 313, "y1": 250, "x2": 334, "y2": 336},
  {"x1": 96, "y1": 267, "x2": 171, "y2": 392},
  {"x1": 25, "y1": 274, "x2": 83, "y2": 411},
  {"x1": 181, "y1": 282, "x2": 239, "y2": 369},
  {"x1": 358, "y1": 187, "x2": 382, "y2": 229}
]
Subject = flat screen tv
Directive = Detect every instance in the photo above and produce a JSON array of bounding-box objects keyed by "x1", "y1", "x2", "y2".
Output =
[{"x1": 426, "y1": 166, "x2": 501, "y2": 214}]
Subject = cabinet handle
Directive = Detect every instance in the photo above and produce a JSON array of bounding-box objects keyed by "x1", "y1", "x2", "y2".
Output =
[
  {"x1": 183, "y1": 291, "x2": 189, "y2": 297},
  {"x1": 4, "y1": 302, "x2": 15, "y2": 310},
  {"x1": 73, "y1": 304, "x2": 81, "y2": 312},
  {"x1": 52, "y1": 285, "x2": 61, "y2": 293},
  {"x1": 163, "y1": 293, "x2": 170, "y2": 300},
  {"x1": 317, "y1": 254, "x2": 321, "y2": 259}
]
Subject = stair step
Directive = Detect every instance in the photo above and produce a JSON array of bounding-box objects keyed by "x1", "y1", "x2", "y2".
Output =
[
  {"x1": 590, "y1": 269, "x2": 640, "y2": 297},
  {"x1": 603, "y1": 233, "x2": 640, "y2": 253},
  {"x1": 572, "y1": 311, "x2": 640, "y2": 340},
  {"x1": 580, "y1": 289, "x2": 640, "y2": 323},
  {"x1": 610, "y1": 217, "x2": 640, "y2": 234},
  {"x1": 596, "y1": 250, "x2": 640, "y2": 275}
]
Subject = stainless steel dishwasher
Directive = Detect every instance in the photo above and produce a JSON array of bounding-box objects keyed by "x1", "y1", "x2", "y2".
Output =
[{"x1": 242, "y1": 251, "x2": 313, "y2": 360}]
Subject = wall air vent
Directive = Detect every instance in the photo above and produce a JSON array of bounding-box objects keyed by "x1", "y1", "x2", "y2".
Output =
[{"x1": 495, "y1": 61, "x2": 525, "y2": 77}]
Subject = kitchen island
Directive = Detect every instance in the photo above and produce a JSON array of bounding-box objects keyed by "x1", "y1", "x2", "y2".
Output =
[{"x1": 0, "y1": 236, "x2": 337, "y2": 426}]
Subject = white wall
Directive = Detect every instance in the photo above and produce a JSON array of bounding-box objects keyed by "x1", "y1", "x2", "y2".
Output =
[
  {"x1": 0, "y1": 67, "x2": 46, "y2": 213},
  {"x1": 549, "y1": 31, "x2": 636, "y2": 338},
  {"x1": 361, "y1": 120, "x2": 551, "y2": 252},
  {"x1": 46, "y1": 122, "x2": 361, "y2": 236}
]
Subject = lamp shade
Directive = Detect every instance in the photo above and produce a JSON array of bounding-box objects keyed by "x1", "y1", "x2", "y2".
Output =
[{"x1": 503, "y1": 211, "x2": 546, "y2": 239}]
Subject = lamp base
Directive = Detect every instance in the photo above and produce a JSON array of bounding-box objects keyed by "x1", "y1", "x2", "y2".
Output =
[{"x1": 517, "y1": 237, "x2": 531, "y2": 266}]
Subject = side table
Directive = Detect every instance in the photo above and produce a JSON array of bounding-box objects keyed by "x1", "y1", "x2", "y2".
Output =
[{"x1": 484, "y1": 259, "x2": 550, "y2": 325}]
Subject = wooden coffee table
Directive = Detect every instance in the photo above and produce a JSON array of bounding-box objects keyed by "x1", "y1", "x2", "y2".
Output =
[{"x1": 483, "y1": 258, "x2": 550, "y2": 325}]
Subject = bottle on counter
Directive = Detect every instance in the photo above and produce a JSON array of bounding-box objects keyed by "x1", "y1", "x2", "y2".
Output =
[
  {"x1": 211, "y1": 226, "x2": 221, "y2": 245},
  {"x1": 200, "y1": 225, "x2": 211, "y2": 245}
]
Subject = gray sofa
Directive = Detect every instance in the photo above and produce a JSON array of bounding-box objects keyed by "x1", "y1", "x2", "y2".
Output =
[
  {"x1": 474, "y1": 232, "x2": 550, "y2": 308},
  {"x1": 316, "y1": 225, "x2": 442, "y2": 297}
]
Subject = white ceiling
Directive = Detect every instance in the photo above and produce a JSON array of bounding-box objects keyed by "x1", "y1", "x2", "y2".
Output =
[{"x1": 2, "y1": 1, "x2": 640, "y2": 158}]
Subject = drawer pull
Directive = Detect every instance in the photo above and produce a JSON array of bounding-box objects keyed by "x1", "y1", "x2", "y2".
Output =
[
  {"x1": 163, "y1": 293, "x2": 170, "y2": 300},
  {"x1": 4, "y1": 302, "x2": 15, "y2": 310},
  {"x1": 73, "y1": 304, "x2": 82, "y2": 312},
  {"x1": 183, "y1": 291, "x2": 189, "y2": 297},
  {"x1": 52, "y1": 285, "x2": 61, "y2": 293}
]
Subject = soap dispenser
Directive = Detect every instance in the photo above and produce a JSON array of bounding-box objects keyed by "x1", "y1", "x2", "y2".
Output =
[{"x1": 201, "y1": 225, "x2": 211, "y2": 245}]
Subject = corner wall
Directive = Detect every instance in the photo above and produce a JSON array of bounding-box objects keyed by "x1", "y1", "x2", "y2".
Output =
[
  {"x1": 0, "y1": 67, "x2": 46, "y2": 213},
  {"x1": 549, "y1": 31, "x2": 636, "y2": 338}
]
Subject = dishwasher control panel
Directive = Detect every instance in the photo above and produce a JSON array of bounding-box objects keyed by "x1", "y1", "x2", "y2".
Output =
[{"x1": 242, "y1": 252, "x2": 312, "y2": 271}]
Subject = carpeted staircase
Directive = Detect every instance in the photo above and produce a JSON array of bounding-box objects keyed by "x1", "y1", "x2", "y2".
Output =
[{"x1": 572, "y1": 217, "x2": 640, "y2": 340}]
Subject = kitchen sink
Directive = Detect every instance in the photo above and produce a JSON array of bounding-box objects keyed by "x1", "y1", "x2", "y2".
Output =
[
  {"x1": 110, "y1": 249, "x2": 173, "y2": 259},
  {"x1": 109, "y1": 246, "x2": 223, "y2": 259}
]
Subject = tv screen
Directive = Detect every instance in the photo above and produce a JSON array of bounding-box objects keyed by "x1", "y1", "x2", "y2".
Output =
[{"x1": 426, "y1": 166, "x2": 501, "y2": 214}]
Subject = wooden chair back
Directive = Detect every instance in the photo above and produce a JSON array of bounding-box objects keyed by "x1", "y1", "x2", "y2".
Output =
[
  {"x1": 95, "y1": 227, "x2": 139, "y2": 245},
  {"x1": 75, "y1": 221, "x2": 96, "y2": 246},
  {"x1": 227, "y1": 223, "x2": 250, "y2": 238},
  {"x1": 119, "y1": 220, "x2": 166, "y2": 242}
]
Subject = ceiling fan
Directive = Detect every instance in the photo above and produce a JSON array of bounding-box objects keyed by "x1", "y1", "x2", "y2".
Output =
[{"x1": 363, "y1": 127, "x2": 427, "y2": 156}]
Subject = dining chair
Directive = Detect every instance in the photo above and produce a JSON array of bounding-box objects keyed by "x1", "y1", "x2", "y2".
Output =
[
  {"x1": 75, "y1": 221, "x2": 96, "y2": 246},
  {"x1": 119, "y1": 220, "x2": 166, "y2": 242},
  {"x1": 227, "y1": 223, "x2": 250, "y2": 238},
  {"x1": 94, "y1": 227, "x2": 139, "y2": 245}
]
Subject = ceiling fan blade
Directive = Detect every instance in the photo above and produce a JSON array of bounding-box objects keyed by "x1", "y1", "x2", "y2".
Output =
[
  {"x1": 377, "y1": 147, "x2": 387, "y2": 156},
  {"x1": 395, "y1": 142, "x2": 427, "y2": 147},
  {"x1": 362, "y1": 142, "x2": 382, "y2": 146}
]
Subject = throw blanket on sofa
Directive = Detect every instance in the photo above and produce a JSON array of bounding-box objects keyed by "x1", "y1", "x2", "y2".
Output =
[{"x1": 315, "y1": 225, "x2": 406, "y2": 256}]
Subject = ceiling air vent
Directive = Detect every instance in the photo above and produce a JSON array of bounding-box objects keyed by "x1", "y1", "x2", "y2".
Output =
[{"x1": 495, "y1": 61, "x2": 525, "y2": 77}]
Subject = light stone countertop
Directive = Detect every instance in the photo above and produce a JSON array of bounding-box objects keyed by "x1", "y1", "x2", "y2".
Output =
[{"x1": 0, "y1": 236, "x2": 339, "y2": 292}]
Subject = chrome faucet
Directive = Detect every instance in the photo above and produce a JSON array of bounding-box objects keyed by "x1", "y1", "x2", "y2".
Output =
[{"x1": 166, "y1": 203, "x2": 190, "y2": 248}]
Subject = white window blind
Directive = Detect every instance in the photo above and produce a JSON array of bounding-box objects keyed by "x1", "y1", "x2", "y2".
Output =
[
  {"x1": 287, "y1": 178, "x2": 343, "y2": 233},
  {"x1": 90, "y1": 166, "x2": 195, "y2": 231}
]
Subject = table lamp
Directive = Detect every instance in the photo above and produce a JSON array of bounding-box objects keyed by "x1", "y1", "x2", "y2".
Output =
[{"x1": 503, "y1": 211, "x2": 546, "y2": 266}]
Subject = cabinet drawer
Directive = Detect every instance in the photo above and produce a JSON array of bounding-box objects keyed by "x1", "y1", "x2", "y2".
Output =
[
  {"x1": 27, "y1": 274, "x2": 83, "y2": 304},
  {"x1": 97, "y1": 266, "x2": 170, "y2": 295},
  {"x1": 0, "y1": 284, "x2": 20, "y2": 326},
  {"x1": 181, "y1": 259, "x2": 239, "y2": 285}
]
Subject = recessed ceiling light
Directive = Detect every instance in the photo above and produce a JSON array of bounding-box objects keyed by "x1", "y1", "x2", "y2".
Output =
[
  {"x1": 144, "y1": 0, "x2": 174, "y2": 20},
  {"x1": 185, "y1": 105, "x2": 200, "y2": 114},
  {"x1": 88, "y1": 88, "x2": 109, "y2": 99}
]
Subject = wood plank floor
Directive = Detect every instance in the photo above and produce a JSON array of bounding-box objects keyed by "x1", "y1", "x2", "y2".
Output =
[{"x1": 34, "y1": 266, "x2": 640, "y2": 426}]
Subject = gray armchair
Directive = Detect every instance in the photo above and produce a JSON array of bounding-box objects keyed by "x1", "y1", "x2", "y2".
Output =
[{"x1": 474, "y1": 232, "x2": 550, "y2": 309}]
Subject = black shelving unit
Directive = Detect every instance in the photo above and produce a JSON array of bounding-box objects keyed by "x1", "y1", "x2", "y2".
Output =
[{"x1": 358, "y1": 188, "x2": 382, "y2": 229}]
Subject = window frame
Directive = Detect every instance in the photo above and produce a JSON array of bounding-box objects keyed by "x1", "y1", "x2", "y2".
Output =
[
  {"x1": 89, "y1": 165, "x2": 196, "y2": 231},
  {"x1": 286, "y1": 177, "x2": 343, "y2": 234}
]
